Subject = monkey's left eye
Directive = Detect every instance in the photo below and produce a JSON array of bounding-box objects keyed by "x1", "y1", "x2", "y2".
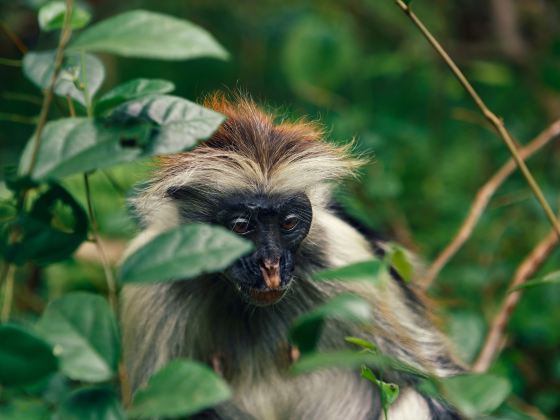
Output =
[
  {"x1": 231, "y1": 218, "x2": 251, "y2": 234},
  {"x1": 281, "y1": 215, "x2": 299, "y2": 231}
]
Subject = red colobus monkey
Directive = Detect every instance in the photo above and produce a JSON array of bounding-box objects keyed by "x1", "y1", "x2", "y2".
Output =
[{"x1": 122, "y1": 94, "x2": 463, "y2": 419}]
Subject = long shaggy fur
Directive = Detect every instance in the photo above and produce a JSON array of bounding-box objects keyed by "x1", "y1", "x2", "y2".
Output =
[{"x1": 122, "y1": 94, "x2": 463, "y2": 420}]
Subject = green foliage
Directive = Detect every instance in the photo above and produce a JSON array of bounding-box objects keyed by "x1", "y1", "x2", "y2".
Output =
[
  {"x1": 361, "y1": 366, "x2": 400, "y2": 420},
  {"x1": 388, "y1": 246, "x2": 413, "y2": 283},
  {"x1": 23, "y1": 51, "x2": 105, "y2": 106},
  {"x1": 313, "y1": 259, "x2": 388, "y2": 282},
  {"x1": 36, "y1": 292, "x2": 120, "y2": 382},
  {"x1": 69, "y1": 10, "x2": 229, "y2": 61},
  {"x1": 509, "y1": 270, "x2": 560, "y2": 292},
  {"x1": 119, "y1": 224, "x2": 254, "y2": 284},
  {"x1": 128, "y1": 360, "x2": 231, "y2": 419},
  {"x1": 95, "y1": 78, "x2": 175, "y2": 115},
  {"x1": 38, "y1": 1, "x2": 91, "y2": 31},
  {"x1": 58, "y1": 387, "x2": 125, "y2": 420},
  {"x1": 2, "y1": 183, "x2": 88, "y2": 265},
  {"x1": 290, "y1": 294, "x2": 372, "y2": 353},
  {"x1": 0, "y1": 324, "x2": 58, "y2": 387}
]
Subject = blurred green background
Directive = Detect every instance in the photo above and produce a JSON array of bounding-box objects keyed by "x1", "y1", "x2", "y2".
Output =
[{"x1": 1, "y1": 0, "x2": 559, "y2": 417}]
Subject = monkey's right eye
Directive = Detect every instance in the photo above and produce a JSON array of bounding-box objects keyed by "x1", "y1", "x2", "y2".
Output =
[{"x1": 231, "y1": 218, "x2": 251, "y2": 234}]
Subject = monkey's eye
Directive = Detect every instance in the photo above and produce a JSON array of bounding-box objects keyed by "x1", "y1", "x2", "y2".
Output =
[
  {"x1": 231, "y1": 218, "x2": 251, "y2": 235},
  {"x1": 281, "y1": 215, "x2": 299, "y2": 232}
]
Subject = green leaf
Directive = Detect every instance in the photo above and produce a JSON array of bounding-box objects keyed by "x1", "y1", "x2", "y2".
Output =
[
  {"x1": 69, "y1": 10, "x2": 228, "y2": 61},
  {"x1": 509, "y1": 270, "x2": 560, "y2": 292},
  {"x1": 38, "y1": 1, "x2": 91, "y2": 31},
  {"x1": 290, "y1": 294, "x2": 372, "y2": 353},
  {"x1": 36, "y1": 292, "x2": 120, "y2": 383},
  {"x1": 345, "y1": 336, "x2": 377, "y2": 352},
  {"x1": 2, "y1": 183, "x2": 88, "y2": 265},
  {"x1": 313, "y1": 259, "x2": 387, "y2": 282},
  {"x1": 128, "y1": 359, "x2": 231, "y2": 419},
  {"x1": 291, "y1": 350, "x2": 428, "y2": 378},
  {"x1": 95, "y1": 78, "x2": 175, "y2": 115},
  {"x1": 23, "y1": 50, "x2": 105, "y2": 106},
  {"x1": 119, "y1": 224, "x2": 253, "y2": 284},
  {"x1": 19, "y1": 118, "x2": 152, "y2": 180},
  {"x1": 0, "y1": 399, "x2": 51, "y2": 420},
  {"x1": 439, "y1": 373, "x2": 511, "y2": 417},
  {"x1": 108, "y1": 94, "x2": 225, "y2": 154},
  {"x1": 379, "y1": 380, "x2": 400, "y2": 419},
  {"x1": 389, "y1": 247, "x2": 413, "y2": 283},
  {"x1": 0, "y1": 324, "x2": 58, "y2": 387},
  {"x1": 58, "y1": 387, "x2": 125, "y2": 420}
]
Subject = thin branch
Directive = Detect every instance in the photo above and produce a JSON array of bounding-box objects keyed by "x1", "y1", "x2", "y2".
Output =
[
  {"x1": 0, "y1": 112, "x2": 39, "y2": 125},
  {"x1": 0, "y1": 57, "x2": 21, "y2": 67},
  {"x1": 83, "y1": 173, "x2": 118, "y2": 314},
  {"x1": 0, "y1": 23, "x2": 28, "y2": 54},
  {"x1": 423, "y1": 120, "x2": 560, "y2": 287},
  {"x1": 394, "y1": 0, "x2": 560, "y2": 237},
  {"x1": 25, "y1": 0, "x2": 74, "y2": 176},
  {"x1": 472, "y1": 226, "x2": 559, "y2": 373},
  {"x1": 1, "y1": 265, "x2": 16, "y2": 322}
]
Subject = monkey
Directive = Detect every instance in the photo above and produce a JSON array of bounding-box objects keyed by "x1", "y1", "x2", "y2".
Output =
[{"x1": 121, "y1": 94, "x2": 464, "y2": 420}]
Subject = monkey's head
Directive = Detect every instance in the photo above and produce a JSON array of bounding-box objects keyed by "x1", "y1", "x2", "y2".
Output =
[{"x1": 135, "y1": 93, "x2": 363, "y2": 306}]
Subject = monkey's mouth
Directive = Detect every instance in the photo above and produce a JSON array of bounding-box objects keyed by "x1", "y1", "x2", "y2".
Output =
[{"x1": 245, "y1": 285, "x2": 289, "y2": 306}]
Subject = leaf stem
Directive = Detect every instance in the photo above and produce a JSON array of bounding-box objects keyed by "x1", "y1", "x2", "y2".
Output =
[
  {"x1": 0, "y1": 57, "x2": 21, "y2": 67},
  {"x1": 26, "y1": 0, "x2": 74, "y2": 176},
  {"x1": 1, "y1": 265, "x2": 16, "y2": 322},
  {"x1": 394, "y1": 0, "x2": 560, "y2": 237}
]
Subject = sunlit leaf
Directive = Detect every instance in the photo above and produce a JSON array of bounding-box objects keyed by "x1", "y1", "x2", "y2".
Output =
[
  {"x1": 128, "y1": 359, "x2": 231, "y2": 418},
  {"x1": 23, "y1": 50, "x2": 105, "y2": 106},
  {"x1": 290, "y1": 294, "x2": 372, "y2": 353},
  {"x1": 108, "y1": 94, "x2": 225, "y2": 154},
  {"x1": 509, "y1": 271, "x2": 560, "y2": 292},
  {"x1": 58, "y1": 387, "x2": 125, "y2": 420},
  {"x1": 119, "y1": 224, "x2": 253, "y2": 284},
  {"x1": 313, "y1": 259, "x2": 387, "y2": 282},
  {"x1": 38, "y1": 1, "x2": 91, "y2": 31},
  {"x1": 2, "y1": 183, "x2": 88, "y2": 265},
  {"x1": 0, "y1": 324, "x2": 58, "y2": 387},
  {"x1": 389, "y1": 247, "x2": 413, "y2": 283},
  {"x1": 69, "y1": 10, "x2": 228, "y2": 60},
  {"x1": 439, "y1": 373, "x2": 511, "y2": 417},
  {"x1": 95, "y1": 78, "x2": 175, "y2": 115},
  {"x1": 36, "y1": 292, "x2": 120, "y2": 382},
  {"x1": 345, "y1": 336, "x2": 377, "y2": 352}
]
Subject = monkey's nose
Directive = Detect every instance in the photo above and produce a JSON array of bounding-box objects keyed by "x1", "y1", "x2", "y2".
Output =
[{"x1": 259, "y1": 257, "x2": 281, "y2": 289}]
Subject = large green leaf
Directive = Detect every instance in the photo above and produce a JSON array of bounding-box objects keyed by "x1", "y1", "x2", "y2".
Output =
[
  {"x1": 0, "y1": 324, "x2": 58, "y2": 387},
  {"x1": 119, "y1": 224, "x2": 253, "y2": 284},
  {"x1": 108, "y1": 94, "x2": 225, "y2": 154},
  {"x1": 2, "y1": 183, "x2": 88, "y2": 265},
  {"x1": 36, "y1": 292, "x2": 120, "y2": 383},
  {"x1": 57, "y1": 387, "x2": 125, "y2": 420},
  {"x1": 290, "y1": 294, "x2": 372, "y2": 353},
  {"x1": 0, "y1": 399, "x2": 51, "y2": 420},
  {"x1": 68, "y1": 10, "x2": 228, "y2": 60},
  {"x1": 313, "y1": 259, "x2": 387, "y2": 282},
  {"x1": 38, "y1": 1, "x2": 91, "y2": 31},
  {"x1": 95, "y1": 78, "x2": 175, "y2": 115},
  {"x1": 439, "y1": 373, "x2": 511, "y2": 417},
  {"x1": 20, "y1": 95, "x2": 224, "y2": 181},
  {"x1": 23, "y1": 51, "x2": 105, "y2": 106},
  {"x1": 128, "y1": 359, "x2": 231, "y2": 419},
  {"x1": 19, "y1": 117, "x2": 152, "y2": 180}
]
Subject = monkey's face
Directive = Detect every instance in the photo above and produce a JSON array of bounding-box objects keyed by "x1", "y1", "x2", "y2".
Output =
[{"x1": 216, "y1": 192, "x2": 312, "y2": 306}]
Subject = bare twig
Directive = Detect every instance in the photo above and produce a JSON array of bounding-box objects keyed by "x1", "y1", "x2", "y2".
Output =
[
  {"x1": 0, "y1": 23, "x2": 28, "y2": 54},
  {"x1": 26, "y1": 0, "x2": 74, "y2": 176},
  {"x1": 472, "y1": 227, "x2": 559, "y2": 372},
  {"x1": 423, "y1": 120, "x2": 560, "y2": 287},
  {"x1": 394, "y1": 0, "x2": 560, "y2": 237}
]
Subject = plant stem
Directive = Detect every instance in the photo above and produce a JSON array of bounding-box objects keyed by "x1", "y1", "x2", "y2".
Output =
[
  {"x1": 0, "y1": 57, "x2": 21, "y2": 67},
  {"x1": 1, "y1": 265, "x2": 16, "y2": 322},
  {"x1": 26, "y1": 0, "x2": 74, "y2": 176},
  {"x1": 0, "y1": 112, "x2": 38, "y2": 125},
  {"x1": 394, "y1": 0, "x2": 560, "y2": 237},
  {"x1": 83, "y1": 173, "x2": 118, "y2": 314}
]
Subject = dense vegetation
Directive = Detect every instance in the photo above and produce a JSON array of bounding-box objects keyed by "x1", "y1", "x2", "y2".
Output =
[{"x1": 0, "y1": 0, "x2": 559, "y2": 418}]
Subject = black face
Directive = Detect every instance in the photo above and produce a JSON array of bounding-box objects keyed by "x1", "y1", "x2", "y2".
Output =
[{"x1": 168, "y1": 187, "x2": 312, "y2": 306}]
